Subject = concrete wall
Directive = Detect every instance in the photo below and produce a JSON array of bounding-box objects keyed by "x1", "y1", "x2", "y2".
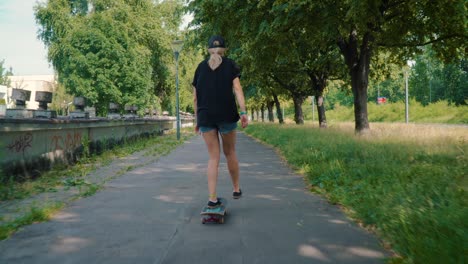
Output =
[{"x1": 0, "y1": 117, "x2": 193, "y2": 178}]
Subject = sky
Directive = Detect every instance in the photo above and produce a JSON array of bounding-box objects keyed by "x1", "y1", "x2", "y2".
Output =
[
  {"x1": 0, "y1": 0, "x2": 53, "y2": 75},
  {"x1": 0, "y1": 0, "x2": 193, "y2": 76}
]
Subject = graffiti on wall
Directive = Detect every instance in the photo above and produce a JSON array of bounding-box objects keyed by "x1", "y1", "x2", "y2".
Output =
[
  {"x1": 7, "y1": 132, "x2": 33, "y2": 155},
  {"x1": 51, "y1": 131, "x2": 82, "y2": 152}
]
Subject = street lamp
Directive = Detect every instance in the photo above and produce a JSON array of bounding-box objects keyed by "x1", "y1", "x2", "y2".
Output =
[
  {"x1": 405, "y1": 60, "x2": 415, "y2": 124},
  {"x1": 171, "y1": 39, "x2": 183, "y2": 140}
]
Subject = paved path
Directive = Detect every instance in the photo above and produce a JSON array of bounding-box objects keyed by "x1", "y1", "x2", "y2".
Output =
[{"x1": 0, "y1": 132, "x2": 388, "y2": 263}]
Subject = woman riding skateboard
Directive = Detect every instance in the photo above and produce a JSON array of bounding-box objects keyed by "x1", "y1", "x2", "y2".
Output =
[{"x1": 192, "y1": 35, "x2": 248, "y2": 208}]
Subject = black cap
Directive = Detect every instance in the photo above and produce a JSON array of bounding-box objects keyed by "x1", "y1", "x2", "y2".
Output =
[{"x1": 208, "y1": 35, "x2": 225, "y2": 48}]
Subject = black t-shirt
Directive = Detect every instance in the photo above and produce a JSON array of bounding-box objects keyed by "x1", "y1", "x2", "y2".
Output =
[{"x1": 192, "y1": 57, "x2": 241, "y2": 126}]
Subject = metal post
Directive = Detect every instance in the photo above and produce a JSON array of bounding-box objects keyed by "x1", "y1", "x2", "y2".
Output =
[
  {"x1": 175, "y1": 51, "x2": 180, "y2": 140},
  {"x1": 377, "y1": 83, "x2": 380, "y2": 103},
  {"x1": 405, "y1": 70, "x2": 409, "y2": 124}
]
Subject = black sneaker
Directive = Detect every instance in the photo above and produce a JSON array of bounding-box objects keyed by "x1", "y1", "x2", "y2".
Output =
[
  {"x1": 207, "y1": 199, "x2": 222, "y2": 208},
  {"x1": 233, "y1": 189, "x2": 242, "y2": 199}
]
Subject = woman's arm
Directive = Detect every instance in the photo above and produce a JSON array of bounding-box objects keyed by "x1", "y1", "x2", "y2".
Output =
[
  {"x1": 193, "y1": 86, "x2": 199, "y2": 133},
  {"x1": 233, "y1": 77, "x2": 248, "y2": 128}
]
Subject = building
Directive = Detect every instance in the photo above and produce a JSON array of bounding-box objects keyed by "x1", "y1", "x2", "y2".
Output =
[{"x1": 5, "y1": 75, "x2": 56, "y2": 109}]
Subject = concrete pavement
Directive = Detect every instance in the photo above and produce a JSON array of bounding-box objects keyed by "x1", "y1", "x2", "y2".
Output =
[{"x1": 0, "y1": 132, "x2": 388, "y2": 263}]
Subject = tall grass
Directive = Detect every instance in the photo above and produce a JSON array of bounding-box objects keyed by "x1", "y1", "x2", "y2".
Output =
[
  {"x1": 301, "y1": 100, "x2": 468, "y2": 124},
  {"x1": 244, "y1": 123, "x2": 467, "y2": 264}
]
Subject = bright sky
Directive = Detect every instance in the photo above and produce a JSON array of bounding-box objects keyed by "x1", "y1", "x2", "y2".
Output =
[
  {"x1": 0, "y1": 0, "x2": 193, "y2": 76},
  {"x1": 0, "y1": 0, "x2": 53, "y2": 75}
]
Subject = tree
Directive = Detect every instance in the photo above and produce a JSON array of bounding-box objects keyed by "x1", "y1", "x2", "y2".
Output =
[
  {"x1": 176, "y1": 44, "x2": 204, "y2": 115},
  {"x1": 35, "y1": 0, "x2": 184, "y2": 115},
  {"x1": 312, "y1": 0, "x2": 466, "y2": 132},
  {"x1": 189, "y1": 0, "x2": 466, "y2": 129},
  {"x1": 0, "y1": 60, "x2": 13, "y2": 87},
  {"x1": 440, "y1": 59, "x2": 467, "y2": 105},
  {"x1": 409, "y1": 46, "x2": 467, "y2": 106},
  {"x1": 189, "y1": 0, "x2": 352, "y2": 126},
  {"x1": 188, "y1": 0, "x2": 311, "y2": 124},
  {"x1": 267, "y1": 1, "x2": 350, "y2": 127},
  {"x1": 50, "y1": 81, "x2": 75, "y2": 116}
]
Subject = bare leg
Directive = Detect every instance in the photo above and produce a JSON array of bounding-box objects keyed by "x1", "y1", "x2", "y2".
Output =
[
  {"x1": 220, "y1": 131, "x2": 240, "y2": 192},
  {"x1": 202, "y1": 130, "x2": 220, "y2": 202}
]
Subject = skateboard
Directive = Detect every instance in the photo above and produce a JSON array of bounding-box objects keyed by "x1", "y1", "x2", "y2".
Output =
[{"x1": 200, "y1": 198, "x2": 227, "y2": 224}]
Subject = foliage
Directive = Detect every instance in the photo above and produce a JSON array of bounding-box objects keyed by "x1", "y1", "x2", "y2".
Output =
[
  {"x1": 245, "y1": 123, "x2": 467, "y2": 264},
  {"x1": 409, "y1": 47, "x2": 467, "y2": 106},
  {"x1": 189, "y1": 0, "x2": 466, "y2": 131},
  {"x1": 169, "y1": 40, "x2": 204, "y2": 115},
  {"x1": 328, "y1": 47, "x2": 467, "y2": 108},
  {"x1": 187, "y1": 0, "x2": 316, "y2": 124},
  {"x1": 0, "y1": 59, "x2": 13, "y2": 87},
  {"x1": 49, "y1": 82, "x2": 74, "y2": 115},
  {"x1": 325, "y1": 80, "x2": 354, "y2": 108},
  {"x1": 35, "y1": 0, "x2": 185, "y2": 115}
]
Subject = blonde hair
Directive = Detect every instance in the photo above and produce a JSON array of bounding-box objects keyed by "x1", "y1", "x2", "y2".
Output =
[{"x1": 207, "y1": 47, "x2": 226, "y2": 70}]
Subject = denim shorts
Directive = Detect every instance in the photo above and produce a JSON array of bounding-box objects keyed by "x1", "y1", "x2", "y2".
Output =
[{"x1": 199, "y1": 122, "x2": 237, "y2": 134}]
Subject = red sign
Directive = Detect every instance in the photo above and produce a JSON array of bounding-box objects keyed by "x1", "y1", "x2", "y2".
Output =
[{"x1": 377, "y1": 97, "x2": 387, "y2": 104}]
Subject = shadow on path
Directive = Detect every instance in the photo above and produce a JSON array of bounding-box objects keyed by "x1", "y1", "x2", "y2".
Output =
[{"x1": 0, "y1": 132, "x2": 389, "y2": 264}]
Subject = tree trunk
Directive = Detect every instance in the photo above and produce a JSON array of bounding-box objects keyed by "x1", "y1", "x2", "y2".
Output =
[
  {"x1": 316, "y1": 94, "x2": 327, "y2": 128},
  {"x1": 310, "y1": 73, "x2": 328, "y2": 128},
  {"x1": 260, "y1": 104, "x2": 265, "y2": 122},
  {"x1": 250, "y1": 107, "x2": 255, "y2": 121},
  {"x1": 273, "y1": 93, "x2": 284, "y2": 124},
  {"x1": 292, "y1": 94, "x2": 305, "y2": 124},
  {"x1": 351, "y1": 66, "x2": 370, "y2": 132},
  {"x1": 266, "y1": 100, "x2": 274, "y2": 122},
  {"x1": 337, "y1": 30, "x2": 372, "y2": 133}
]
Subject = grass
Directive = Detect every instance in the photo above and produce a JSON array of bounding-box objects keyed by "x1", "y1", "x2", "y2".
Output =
[
  {"x1": 244, "y1": 123, "x2": 467, "y2": 264},
  {"x1": 0, "y1": 202, "x2": 64, "y2": 240},
  {"x1": 0, "y1": 129, "x2": 194, "y2": 240},
  {"x1": 0, "y1": 130, "x2": 189, "y2": 202},
  {"x1": 322, "y1": 100, "x2": 468, "y2": 124}
]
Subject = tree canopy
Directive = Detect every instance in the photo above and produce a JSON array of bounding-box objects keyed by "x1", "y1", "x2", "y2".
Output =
[
  {"x1": 188, "y1": 0, "x2": 466, "y2": 131},
  {"x1": 35, "y1": 0, "x2": 184, "y2": 115}
]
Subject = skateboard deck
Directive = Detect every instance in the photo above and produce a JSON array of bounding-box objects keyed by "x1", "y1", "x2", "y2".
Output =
[{"x1": 200, "y1": 198, "x2": 227, "y2": 224}]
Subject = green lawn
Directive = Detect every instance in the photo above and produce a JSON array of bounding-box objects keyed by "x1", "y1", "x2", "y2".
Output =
[
  {"x1": 244, "y1": 123, "x2": 467, "y2": 264},
  {"x1": 324, "y1": 100, "x2": 468, "y2": 124}
]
